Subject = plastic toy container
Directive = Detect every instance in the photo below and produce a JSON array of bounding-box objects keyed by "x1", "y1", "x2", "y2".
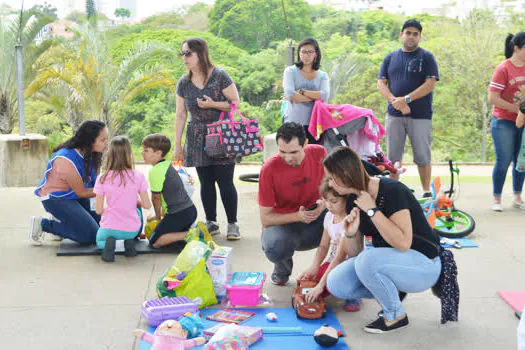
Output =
[
  {"x1": 141, "y1": 296, "x2": 199, "y2": 326},
  {"x1": 225, "y1": 272, "x2": 266, "y2": 306}
]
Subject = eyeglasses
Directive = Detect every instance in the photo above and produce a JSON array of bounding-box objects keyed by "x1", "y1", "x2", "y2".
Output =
[
  {"x1": 300, "y1": 50, "x2": 316, "y2": 55},
  {"x1": 179, "y1": 50, "x2": 193, "y2": 58}
]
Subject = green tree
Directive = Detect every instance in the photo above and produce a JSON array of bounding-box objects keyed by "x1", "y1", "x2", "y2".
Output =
[
  {"x1": 66, "y1": 10, "x2": 87, "y2": 23},
  {"x1": 86, "y1": 0, "x2": 96, "y2": 21},
  {"x1": 141, "y1": 11, "x2": 183, "y2": 28},
  {"x1": 208, "y1": 0, "x2": 236, "y2": 35},
  {"x1": 210, "y1": 0, "x2": 313, "y2": 52},
  {"x1": 26, "y1": 24, "x2": 178, "y2": 133},
  {"x1": 425, "y1": 10, "x2": 503, "y2": 161},
  {"x1": 114, "y1": 8, "x2": 131, "y2": 19},
  {"x1": 179, "y1": 3, "x2": 212, "y2": 32},
  {"x1": 236, "y1": 48, "x2": 284, "y2": 106},
  {"x1": 0, "y1": 11, "x2": 53, "y2": 133},
  {"x1": 30, "y1": 2, "x2": 58, "y2": 20},
  {"x1": 110, "y1": 29, "x2": 247, "y2": 81}
]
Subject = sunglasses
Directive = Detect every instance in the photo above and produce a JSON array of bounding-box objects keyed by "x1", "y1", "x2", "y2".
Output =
[{"x1": 179, "y1": 50, "x2": 193, "y2": 58}]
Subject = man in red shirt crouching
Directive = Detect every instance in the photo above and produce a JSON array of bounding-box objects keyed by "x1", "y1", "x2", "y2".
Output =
[{"x1": 259, "y1": 122, "x2": 327, "y2": 286}]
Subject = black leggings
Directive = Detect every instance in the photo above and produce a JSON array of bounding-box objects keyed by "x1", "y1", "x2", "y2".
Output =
[{"x1": 196, "y1": 163, "x2": 238, "y2": 223}]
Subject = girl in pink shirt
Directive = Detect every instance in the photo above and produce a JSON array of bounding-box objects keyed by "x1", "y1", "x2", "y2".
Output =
[{"x1": 94, "y1": 136, "x2": 152, "y2": 262}]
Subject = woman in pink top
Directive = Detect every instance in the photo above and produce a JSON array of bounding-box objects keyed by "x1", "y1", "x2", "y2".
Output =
[
  {"x1": 488, "y1": 32, "x2": 525, "y2": 211},
  {"x1": 94, "y1": 136, "x2": 152, "y2": 262}
]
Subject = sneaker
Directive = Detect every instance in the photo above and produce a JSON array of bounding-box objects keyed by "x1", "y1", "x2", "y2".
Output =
[
  {"x1": 512, "y1": 201, "x2": 525, "y2": 210},
  {"x1": 29, "y1": 216, "x2": 45, "y2": 245},
  {"x1": 364, "y1": 315, "x2": 409, "y2": 334},
  {"x1": 101, "y1": 236, "x2": 116, "y2": 262},
  {"x1": 270, "y1": 275, "x2": 288, "y2": 286},
  {"x1": 226, "y1": 223, "x2": 241, "y2": 241},
  {"x1": 422, "y1": 191, "x2": 433, "y2": 199},
  {"x1": 492, "y1": 202, "x2": 503, "y2": 212},
  {"x1": 344, "y1": 298, "x2": 361, "y2": 312},
  {"x1": 123, "y1": 239, "x2": 138, "y2": 257},
  {"x1": 206, "y1": 221, "x2": 220, "y2": 236}
]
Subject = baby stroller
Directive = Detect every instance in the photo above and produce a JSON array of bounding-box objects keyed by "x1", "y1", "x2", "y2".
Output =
[{"x1": 308, "y1": 100, "x2": 404, "y2": 176}]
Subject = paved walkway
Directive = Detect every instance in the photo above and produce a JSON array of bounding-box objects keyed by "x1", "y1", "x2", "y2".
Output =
[{"x1": 1, "y1": 164, "x2": 523, "y2": 349}]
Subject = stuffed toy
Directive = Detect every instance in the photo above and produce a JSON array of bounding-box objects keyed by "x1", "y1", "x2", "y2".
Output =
[{"x1": 133, "y1": 319, "x2": 206, "y2": 350}]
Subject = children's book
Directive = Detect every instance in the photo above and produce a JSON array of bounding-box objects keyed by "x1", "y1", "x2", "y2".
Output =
[{"x1": 205, "y1": 308, "x2": 255, "y2": 324}]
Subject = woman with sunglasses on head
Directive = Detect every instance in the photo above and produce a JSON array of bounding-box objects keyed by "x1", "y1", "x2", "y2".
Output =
[
  {"x1": 282, "y1": 37, "x2": 330, "y2": 144},
  {"x1": 174, "y1": 37, "x2": 242, "y2": 240},
  {"x1": 315, "y1": 146, "x2": 445, "y2": 334}
]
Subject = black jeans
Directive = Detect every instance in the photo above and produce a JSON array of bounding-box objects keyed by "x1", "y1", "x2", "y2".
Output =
[{"x1": 196, "y1": 163, "x2": 238, "y2": 224}]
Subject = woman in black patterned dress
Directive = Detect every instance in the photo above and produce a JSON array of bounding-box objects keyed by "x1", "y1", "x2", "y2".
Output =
[{"x1": 174, "y1": 37, "x2": 242, "y2": 240}]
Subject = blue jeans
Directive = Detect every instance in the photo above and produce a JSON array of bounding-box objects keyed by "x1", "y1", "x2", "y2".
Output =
[
  {"x1": 491, "y1": 116, "x2": 525, "y2": 196},
  {"x1": 41, "y1": 198, "x2": 100, "y2": 244},
  {"x1": 261, "y1": 211, "x2": 326, "y2": 282},
  {"x1": 327, "y1": 248, "x2": 441, "y2": 321}
]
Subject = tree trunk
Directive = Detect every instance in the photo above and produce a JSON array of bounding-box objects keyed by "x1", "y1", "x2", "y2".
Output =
[{"x1": 0, "y1": 93, "x2": 13, "y2": 134}]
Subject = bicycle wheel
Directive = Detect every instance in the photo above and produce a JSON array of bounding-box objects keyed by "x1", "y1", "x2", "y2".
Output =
[
  {"x1": 238, "y1": 173, "x2": 260, "y2": 183},
  {"x1": 433, "y1": 209, "x2": 475, "y2": 238}
]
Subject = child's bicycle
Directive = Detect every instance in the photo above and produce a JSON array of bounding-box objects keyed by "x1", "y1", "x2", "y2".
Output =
[{"x1": 420, "y1": 160, "x2": 476, "y2": 238}]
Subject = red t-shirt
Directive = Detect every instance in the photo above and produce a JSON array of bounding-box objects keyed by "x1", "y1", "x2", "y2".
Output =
[
  {"x1": 258, "y1": 145, "x2": 327, "y2": 214},
  {"x1": 489, "y1": 59, "x2": 525, "y2": 121}
]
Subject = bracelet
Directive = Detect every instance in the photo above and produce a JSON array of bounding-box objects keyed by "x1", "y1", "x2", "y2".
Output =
[{"x1": 345, "y1": 232, "x2": 358, "y2": 239}]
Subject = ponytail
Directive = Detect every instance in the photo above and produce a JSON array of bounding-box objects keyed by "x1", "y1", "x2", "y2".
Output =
[
  {"x1": 505, "y1": 34, "x2": 514, "y2": 59},
  {"x1": 505, "y1": 32, "x2": 525, "y2": 59}
]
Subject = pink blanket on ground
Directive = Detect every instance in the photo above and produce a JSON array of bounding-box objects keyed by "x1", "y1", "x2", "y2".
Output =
[
  {"x1": 308, "y1": 100, "x2": 385, "y2": 146},
  {"x1": 497, "y1": 290, "x2": 525, "y2": 312}
]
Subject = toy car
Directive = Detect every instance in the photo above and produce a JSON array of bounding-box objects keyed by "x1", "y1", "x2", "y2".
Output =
[{"x1": 292, "y1": 279, "x2": 326, "y2": 320}]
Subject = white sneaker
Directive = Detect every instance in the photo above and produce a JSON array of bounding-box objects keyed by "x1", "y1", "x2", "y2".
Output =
[
  {"x1": 491, "y1": 202, "x2": 503, "y2": 212},
  {"x1": 512, "y1": 201, "x2": 525, "y2": 210},
  {"x1": 29, "y1": 216, "x2": 45, "y2": 245}
]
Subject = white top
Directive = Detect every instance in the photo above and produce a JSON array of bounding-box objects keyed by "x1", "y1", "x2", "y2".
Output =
[{"x1": 323, "y1": 211, "x2": 345, "y2": 262}]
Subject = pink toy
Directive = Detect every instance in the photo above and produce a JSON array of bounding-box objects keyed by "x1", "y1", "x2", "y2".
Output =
[
  {"x1": 225, "y1": 272, "x2": 266, "y2": 306},
  {"x1": 133, "y1": 319, "x2": 206, "y2": 350}
]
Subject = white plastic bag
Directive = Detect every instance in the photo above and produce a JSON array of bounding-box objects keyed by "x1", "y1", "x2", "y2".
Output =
[{"x1": 173, "y1": 161, "x2": 194, "y2": 197}]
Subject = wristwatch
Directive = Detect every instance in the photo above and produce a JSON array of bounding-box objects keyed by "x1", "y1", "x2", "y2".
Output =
[
  {"x1": 299, "y1": 89, "x2": 305, "y2": 95},
  {"x1": 366, "y1": 207, "x2": 380, "y2": 217},
  {"x1": 404, "y1": 95, "x2": 412, "y2": 103}
]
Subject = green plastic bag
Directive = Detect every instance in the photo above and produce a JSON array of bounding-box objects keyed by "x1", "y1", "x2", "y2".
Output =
[
  {"x1": 517, "y1": 129, "x2": 525, "y2": 172},
  {"x1": 157, "y1": 258, "x2": 218, "y2": 308}
]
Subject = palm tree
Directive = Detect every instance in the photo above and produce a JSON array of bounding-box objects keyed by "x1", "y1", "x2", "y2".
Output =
[
  {"x1": 26, "y1": 24, "x2": 177, "y2": 134},
  {"x1": 0, "y1": 11, "x2": 53, "y2": 133}
]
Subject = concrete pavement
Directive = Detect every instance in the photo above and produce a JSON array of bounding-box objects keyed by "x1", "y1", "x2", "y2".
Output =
[{"x1": 0, "y1": 164, "x2": 523, "y2": 349}]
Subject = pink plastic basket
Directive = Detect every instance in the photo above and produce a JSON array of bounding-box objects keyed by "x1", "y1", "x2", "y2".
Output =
[{"x1": 225, "y1": 272, "x2": 266, "y2": 306}]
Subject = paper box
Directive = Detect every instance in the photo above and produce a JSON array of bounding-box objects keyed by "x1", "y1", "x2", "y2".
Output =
[
  {"x1": 206, "y1": 246, "x2": 232, "y2": 297},
  {"x1": 204, "y1": 323, "x2": 263, "y2": 345}
]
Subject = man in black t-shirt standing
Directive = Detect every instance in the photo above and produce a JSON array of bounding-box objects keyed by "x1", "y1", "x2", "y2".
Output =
[{"x1": 377, "y1": 19, "x2": 439, "y2": 198}]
